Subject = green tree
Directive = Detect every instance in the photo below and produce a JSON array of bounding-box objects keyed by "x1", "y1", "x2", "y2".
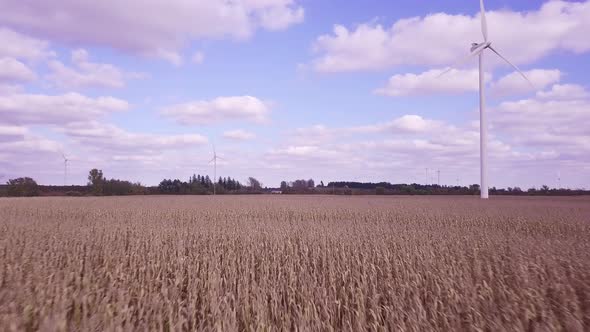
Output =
[
  {"x1": 6, "y1": 177, "x2": 39, "y2": 197},
  {"x1": 247, "y1": 177, "x2": 262, "y2": 191},
  {"x1": 88, "y1": 169, "x2": 105, "y2": 195}
]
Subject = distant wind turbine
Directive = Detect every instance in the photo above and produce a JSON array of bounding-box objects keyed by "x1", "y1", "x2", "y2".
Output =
[
  {"x1": 62, "y1": 153, "x2": 69, "y2": 186},
  {"x1": 438, "y1": 0, "x2": 533, "y2": 199},
  {"x1": 209, "y1": 144, "x2": 225, "y2": 195}
]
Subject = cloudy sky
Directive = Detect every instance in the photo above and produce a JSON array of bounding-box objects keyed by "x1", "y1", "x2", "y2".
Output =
[{"x1": 1, "y1": 0, "x2": 589, "y2": 188}]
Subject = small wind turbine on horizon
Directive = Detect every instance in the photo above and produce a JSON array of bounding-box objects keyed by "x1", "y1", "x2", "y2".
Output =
[
  {"x1": 209, "y1": 144, "x2": 225, "y2": 195},
  {"x1": 62, "y1": 153, "x2": 69, "y2": 186},
  {"x1": 438, "y1": 0, "x2": 534, "y2": 199}
]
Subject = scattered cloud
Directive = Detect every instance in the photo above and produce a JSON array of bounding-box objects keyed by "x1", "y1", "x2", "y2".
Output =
[
  {"x1": 490, "y1": 69, "x2": 561, "y2": 96},
  {"x1": 162, "y1": 96, "x2": 271, "y2": 125},
  {"x1": 536, "y1": 84, "x2": 589, "y2": 100},
  {"x1": 0, "y1": 27, "x2": 53, "y2": 60},
  {"x1": 0, "y1": 84, "x2": 23, "y2": 95},
  {"x1": 375, "y1": 68, "x2": 484, "y2": 96},
  {"x1": 490, "y1": 90, "x2": 590, "y2": 164},
  {"x1": 353, "y1": 115, "x2": 447, "y2": 134},
  {"x1": 273, "y1": 82, "x2": 590, "y2": 185},
  {"x1": 255, "y1": 2, "x2": 304, "y2": 30},
  {"x1": 0, "y1": 92, "x2": 129, "y2": 125},
  {"x1": 311, "y1": 1, "x2": 590, "y2": 72},
  {"x1": 0, "y1": 125, "x2": 27, "y2": 141},
  {"x1": 293, "y1": 115, "x2": 447, "y2": 141},
  {"x1": 223, "y1": 129, "x2": 256, "y2": 141},
  {"x1": 0, "y1": 0, "x2": 304, "y2": 64},
  {"x1": 0, "y1": 126, "x2": 61, "y2": 170},
  {"x1": 63, "y1": 121, "x2": 208, "y2": 153},
  {"x1": 0, "y1": 57, "x2": 37, "y2": 83},
  {"x1": 46, "y1": 49, "x2": 145, "y2": 89},
  {"x1": 376, "y1": 68, "x2": 562, "y2": 97}
]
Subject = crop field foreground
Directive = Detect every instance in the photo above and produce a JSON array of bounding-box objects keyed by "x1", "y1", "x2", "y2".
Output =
[{"x1": 1, "y1": 195, "x2": 589, "y2": 331}]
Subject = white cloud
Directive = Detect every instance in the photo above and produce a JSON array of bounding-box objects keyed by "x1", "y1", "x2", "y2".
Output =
[
  {"x1": 361, "y1": 115, "x2": 446, "y2": 133},
  {"x1": 256, "y1": 3, "x2": 304, "y2": 30},
  {"x1": 0, "y1": 84, "x2": 23, "y2": 95},
  {"x1": 273, "y1": 84, "x2": 590, "y2": 186},
  {"x1": 341, "y1": 115, "x2": 448, "y2": 136},
  {"x1": 192, "y1": 51, "x2": 205, "y2": 65},
  {"x1": 0, "y1": 125, "x2": 27, "y2": 141},
  {"x1": 376, "y1": 68, "x2": 562, "y2": 97},
  {"x1": 375, "y1": 68, "x2": 484, "y2": 96},
  {"x1": 0, "y1": 135, "x2": 61, "y2": 155},
  {"x1": 223, "y1": 129, "x2": 256, "y2": 140},
  {"x1": 536, "y1": 84, "x2": 589, "y2": 100},
  {"x1": 46, "y1": 49, "x2": 130, "y2": 89},
  {"x1": 162, "y1": 95, "x2": 271, "y2": 125},
  {"x1": 0, "y1": 0, "x2": 304, "y2": 64},
  {"x1": 291, "y1": 115, "x2": 447, "y2": 147},
  {"x1": 0, "y1": 92, "x2": 129, "y2": 125},
  {"x1": 0, "y1": 127, "x2": 62, "y2": 172},
  {"x1": 0, "y1": 57, "x2": 37, "y2": 83},
  {"x1": 312, "y1": 1, "x2": 590, "y2": 72},
  {"x1": 268, "y1": 145, "x2": 344, "y2": 161},
  {"x1": 63, "y1": 121, "x2": 208, "y2": 153},
  {"x1": 489, "y1": 84, "x2": 590, "y2": 160},
  {"x1": 490, "y1": 69, "x2": 561, "y2": 96},
  {"x1": 0, "y1": 28, "x2": 53, "y2": 60}
]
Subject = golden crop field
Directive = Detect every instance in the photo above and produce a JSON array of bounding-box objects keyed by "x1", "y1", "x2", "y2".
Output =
[{"x1": 1, "y1": 195, "x2": 589, "y2": 331}]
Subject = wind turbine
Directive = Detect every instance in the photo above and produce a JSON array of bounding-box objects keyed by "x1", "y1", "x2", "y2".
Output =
[
  {"x1": 209, "y1": 144, "x2": 225, "y2": 195},
  {"x1": 439, "y1": 0, "x2": 533, "y2": 199},
  {"x1": 62, "y1": 153, "x2": 69, "y2": 186}
]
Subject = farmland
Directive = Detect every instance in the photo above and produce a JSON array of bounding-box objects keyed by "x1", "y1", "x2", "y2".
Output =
[{"x1": 1, "y1": 196, "x2": 589, "y2": 330}]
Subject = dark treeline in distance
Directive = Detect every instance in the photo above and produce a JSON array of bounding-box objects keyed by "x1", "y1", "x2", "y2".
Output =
[
  {"x1": 278, "y1": 179, "x2": 590, "y2": 196},
  {"x1": 1, "y1": 172, "x2": 588, "y2": 197},
  {"x1": 0, "y1": 169, "x2": 263, "y2": 197},
  {"x1": 157, "y1": 174, "x2": 244, "y2": 195}
]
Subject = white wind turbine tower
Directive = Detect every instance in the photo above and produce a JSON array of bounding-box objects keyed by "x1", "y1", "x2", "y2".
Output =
[
  {"x1": 439, "y1": 0, "x2": 533, "y2": 199},
  {"x1": 209, "y1": 144, "x2": 225, "y2": 195},
  {"x1": 62, "y1": 153, "x2": 69, "y2": 186}
]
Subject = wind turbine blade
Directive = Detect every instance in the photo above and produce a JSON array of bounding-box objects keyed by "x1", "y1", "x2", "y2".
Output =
[
  {"x1": 480, "y1": 0, "x2": 489, "y2": 42},
  {"x1": 488, "y1": 45, "x2": 535, "y2": 89},
  {"x1": 437, "y1": 48, "x2": 483, "y2": 78}
]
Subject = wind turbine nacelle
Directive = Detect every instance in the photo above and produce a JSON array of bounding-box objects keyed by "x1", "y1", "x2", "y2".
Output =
[{"x1": 471, "y1": 42, "x2": 491, "y2": 52}]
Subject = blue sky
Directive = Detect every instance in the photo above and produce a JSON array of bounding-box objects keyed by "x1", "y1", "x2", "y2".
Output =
[{"x1": 0, "y1": 0, "x2": 589, "y2": 189}]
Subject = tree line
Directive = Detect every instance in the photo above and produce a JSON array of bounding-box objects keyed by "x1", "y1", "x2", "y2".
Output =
[
  {"x1": 0, "y1": 170, "x2": 263, "y2": 197},
  {"x1": 157, "y1": 174, "x2": 245, "y2": 194},
  {"x1": 277, "y1": 179, "x2": 590, "y2": 196},
  {"x1": 1, "y1": 173, "x2": 588, "y2": 197}
]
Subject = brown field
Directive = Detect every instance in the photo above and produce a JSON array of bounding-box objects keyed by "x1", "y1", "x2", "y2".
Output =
[{"x1": 1, "y1": 195, "x2": 589, "y2": 331}]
